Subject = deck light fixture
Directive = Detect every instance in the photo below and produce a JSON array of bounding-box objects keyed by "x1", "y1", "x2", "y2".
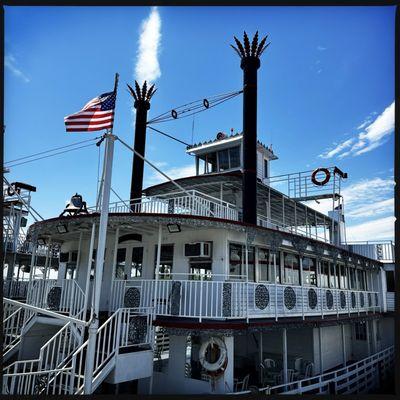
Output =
[
  {"x1": 37, "y1": 238, "x2": 46, "y2": 245},
  {"x1": 167, "y1": 223, "x2": 181, "y2": 233},
  {"x1": 56, "y1": 224, "x2": 68, "y2": 234}
]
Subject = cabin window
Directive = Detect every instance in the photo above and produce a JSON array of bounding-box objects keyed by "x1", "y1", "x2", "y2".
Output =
[
  {"x1": 154, "y1": 244, "x2": 174, "y2": 279},
  {"x1": 115, "y1": 248, "x2": 126, "y2": 279},
  {"x1": 90, "y1": 249, "x2": 106, "y2": 279},
  {"x1": 189, "y1": 260, "x2": 212, "y2": 281},
  {"x1": 357, "y1": 269, "x2": 366, "y2": 291},
  {"x1": 355, "y1": 322, "x2": 367, "y2": 341},
  {"x1": 229, "y1": 243, "x2": 255, "y2": 281},
  {"x1": 218, "y1": 149, "x2": 230, "y2": 171},
  {"x1": 386, "y1": 271, "x2": 395, "y2": 292},
  {"x1": 348, "y1": 267, "x2": 356, "y2": 290},
  {"x1": 264, "y1": 159, "x2": 268, "y2": 178},
  {"x1": 320, "y1": 260, "x2": 329, "y2": 288},
  {"x1": 329, "y1": 264, "x2": 338, "y2": 288},
  {"x1": 229, "y1": 146, "x2": 241, "y2": 168},
  {"x1": 205, "y1": 153, "x2": 217, "y2": 173},
  {"x1": 130, "y1": 247, "x2": 143, "y2": 278},
  {"x1": 338, "y1": 264, "x2": 347, "y2": 289},
  {"x1": 259, "y1": 248, "x2": 280, "y2": 283},
  {"x1": 302, "y1": 257, "x2": 317, "y2": 286},
  {"x1": 283, "y1": 252, "x2": 300, "y2": 285}
]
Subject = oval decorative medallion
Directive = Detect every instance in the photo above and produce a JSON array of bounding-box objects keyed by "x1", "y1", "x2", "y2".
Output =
[
  {"x1": 308, "y1": 288, "x2": 317, "y2": 309},
  {"x1": 340, "y1": 291, "x2": 346, "y2": 309},
  {"x1": 326, "y1": 290, "x2": 333, "y2": 310},
  {"x1": 255, "y1": 285, "x2": 269, "y2": 310},
  {"x1": 47, "y1": 286, "x2": 62, "y2": 310},
  {"x1": 351, "y1": 292, "x2": 356, "y2": 309},
  {"x1": 222, "y1": 283, "x2": 232, "y2": 317},
  {"x1": 128, "y1": 315, "x2": 147, "y2": 344},
  {"x1": 284, "y1": 286, "x2": 296, "y2": 310},
  {"x1": 170, "y1": 281, "x2": 181, "y2": 315},
  {"x1": 124, "y1": 287, "x2": 141, "y2": 308}
]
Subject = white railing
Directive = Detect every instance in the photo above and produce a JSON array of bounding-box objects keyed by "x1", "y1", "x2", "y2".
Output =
[
  {"x1": 26, "y1": 279, "x2": 86, "y2": 319},
  {"x1": 3, "y1": 304, "x2": 35, "y2": 357},
  {"x1": 110, "y1": 278, "x2": 380, "y2": 321},
  {"x1": 68, "y1": 307, "x2": 154, "y2": 394},
  {"x1": 88, "y1": 189, "x2": 239, "y2": 221},
  {"x1": 232, "y1": 346, "x2": 394, "y2": 395},
  {"x1": 344, "y1": 241, "x2": 395, "y2": 263},
  {"x1": 2, "y1": 307, "x2": 154, "y2": 395},
  {"x1": 3, "y1": 278, "x2": 30, "y2": 299},
  {"x1": 2, "y1": 361, "x2": 73, "y2": 395},
  {"x1": 258, "y1": 214, "x2": 332, "y2": 244}
]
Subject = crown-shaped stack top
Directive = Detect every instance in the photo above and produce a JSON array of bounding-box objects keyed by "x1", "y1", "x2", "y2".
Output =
[
  {"x1": 127, "y1": 80, "x2": 157, "y2": 103},
  {"x1": 231, "y1": 31, "x2": 270, "y2": 59}
]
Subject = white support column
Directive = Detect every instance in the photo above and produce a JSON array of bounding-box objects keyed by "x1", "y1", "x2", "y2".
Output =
[
  {"x1": 155, "y1": 224, "x2": 162, "y2": 317},
  {"x1": 84, "y1": 133, "x2": 115, "y2": 394},
  {"x1": 83, "y1": 223, "x2": 96, "y2": 318},
  {"x1": 111, "y1": 227, "x2": 120, "y2": 278},
  {"x1": 76, "y1": 232, "x2": 83, "y2": 279},
  {"x1": 43, "y1": 238, "x2": 52, "y2": 280},
  {"x1": 341, "y1": 324, "x2": 346, "y2": 366},
  {"x1": 366, "y1": 320, "x2": 371, "y2": 356},
  {"x1": 282, "y1": 328, "x2": 288, "y2": 384},
  {"x1": 28, "y1": 242, "x2": 37, "y2": 282},
  {"x1": 318, "y1": 326, "x2": 323, "y2": 373},
  {"x1": 245, "y1": 236, "x2": 249, "y2": 323}
]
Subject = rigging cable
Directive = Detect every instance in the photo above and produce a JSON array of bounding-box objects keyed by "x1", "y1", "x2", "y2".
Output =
[
  {"x1": 147, "y1": 89, "x2": 243, "y2": 125},
  {"x1": 6, "y1": 143, "x2": 97, "y2": 168},
  {"x1": 5, "y1": 136, "x2": 101, "y2": 165},
  {"x1": 147, "y1": 126, "x2": 190, "y2": 146}
]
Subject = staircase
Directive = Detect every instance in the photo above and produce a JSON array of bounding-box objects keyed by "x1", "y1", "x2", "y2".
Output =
[{"x1": 2, "y1": 307, "x2": 154, "y2": 395}]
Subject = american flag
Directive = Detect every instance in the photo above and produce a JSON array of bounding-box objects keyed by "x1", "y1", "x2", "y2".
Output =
[{"x1": 64, "y1": 91, "x2": 116, "y2": 132}]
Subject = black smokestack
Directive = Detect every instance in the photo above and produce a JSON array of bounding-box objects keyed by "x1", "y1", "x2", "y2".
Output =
[
  {"x1": 231, "y1": 31, "x2": 270, "y2": 225},
  {"x1": 127, "y1": 81, "x2": 157, "y2": 210}
]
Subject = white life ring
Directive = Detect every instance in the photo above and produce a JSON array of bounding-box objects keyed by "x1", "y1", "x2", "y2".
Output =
[{"x1": 199, "y1": 337, "x2": 228, "y2": 374}]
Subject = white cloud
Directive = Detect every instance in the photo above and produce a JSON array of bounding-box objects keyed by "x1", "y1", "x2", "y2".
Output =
[
  {"x1": 346, "y1": 216, "x2": 395, "y2": 241},
  {"x1": 345, "y1": 198, "x2": 394, "y2": 218},
  {"x1": 135, "y1": 7, "x2": 161, "y2": 84},
  {"x1": 317, "y1": 46, "x2": 327, "y2": 51},
  {"x1": 319, "y1": 138, "x2": 354, "y2": 159},
  {"x1": 304, "y1": 177, "x2": 394, "y2": 221},
  {"x1": 318, "y1": 102, "x2": 394, "y2": 159},
  {"x1": 5, "y1": 54, "x2": 30, "y2": 83},
  {"x1": 145, "y1": 163, "x2": 196, "y2": 187}
]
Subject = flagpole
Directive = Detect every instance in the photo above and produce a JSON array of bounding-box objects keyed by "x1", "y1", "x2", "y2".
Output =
[{"x1": 84, "y1": 73, "x2": 118, "y2": 394}]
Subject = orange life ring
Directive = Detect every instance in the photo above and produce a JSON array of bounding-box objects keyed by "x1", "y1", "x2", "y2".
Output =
[{"x1": 311, "y1": 168, "x2": 331, "y2": 186}]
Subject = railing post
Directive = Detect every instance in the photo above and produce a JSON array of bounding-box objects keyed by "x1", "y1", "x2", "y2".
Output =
[
  {"x1": 114, "y1": 309, "x2": 122, "y2": 357},
  {"x1": 199, "y1": 276, "x2": 203, "y2": 322},
  {"x1": 69, "y1": 355, "x2": 77, "y2": 394}
]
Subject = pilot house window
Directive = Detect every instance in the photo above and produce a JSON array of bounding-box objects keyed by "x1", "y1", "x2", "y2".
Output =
[{"x1": 154, "y1": 244, "x2": 174, "y2": 279}]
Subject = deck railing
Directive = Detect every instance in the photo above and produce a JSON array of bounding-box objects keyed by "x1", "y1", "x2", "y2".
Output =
[
  {"x1": 26, "y1": 279, "x2": 86, "y2": 319},
  {"x1": 231, "y1": 345, "x2": 394, "y2": 395},
  {"x1": 344, "y1": 241, "x2": 394, "y2": 263},
  {"x1": 88, "y1": 189, "x2": 239, "y2": 222},
  {"x1": 3, "y1": 278, "x2": 30, "y2": 299},
  {"x1": 110, "y1": 278, "x2": 380, "y2": 320},
  {"x1": 2, "y1": 307, "x2": 154, "y2": 395},
  {"x1": 386, "y1": 292, "x2": 395, "y2": 312}
]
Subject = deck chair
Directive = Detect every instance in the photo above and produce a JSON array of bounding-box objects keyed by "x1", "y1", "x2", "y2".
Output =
[
  {"x1": 234, "y1": 374, "x2": 250, "y2": 392},
  {"x1": 59, "y1": 193, "x2": 89, "y2": 217},
  {"x1": 299, "y1": 362, "x2": 314, "y2": 379}
]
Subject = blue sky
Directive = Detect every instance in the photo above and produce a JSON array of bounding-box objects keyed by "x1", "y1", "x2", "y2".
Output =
[{"x1": 4, "y1": 6, "x2": 395, "y2": 241}]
